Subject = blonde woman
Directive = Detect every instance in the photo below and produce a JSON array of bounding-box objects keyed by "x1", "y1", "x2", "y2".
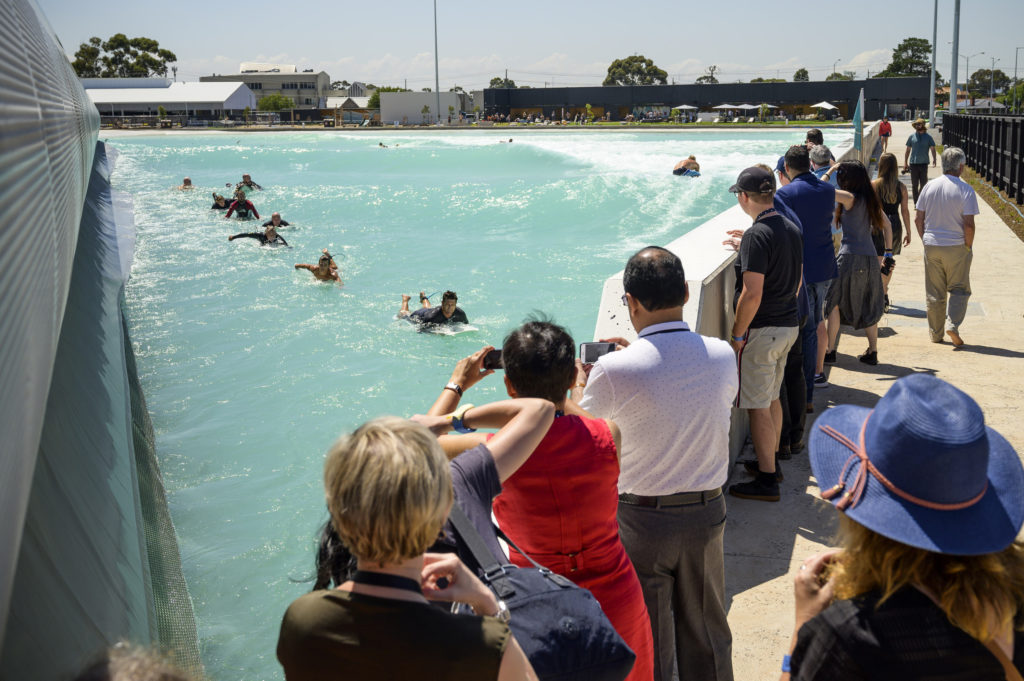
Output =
[
  {"x1": 783, "y1": 374, "x2": 1024, "y2": 680},
  {"x1": 871, "y1": 153, "x2": 912, "y2": 306},
  {"x1": 277, "y1": 417, "x2": 538, "y2": 681}
]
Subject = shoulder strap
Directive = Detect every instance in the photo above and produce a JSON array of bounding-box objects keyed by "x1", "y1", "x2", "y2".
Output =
[
  {"x1": 447, "y1": 504, "x2": 516, "y2": 600},
  {"x1": 982, "y1": 639, "x2": 1024, "y2": 681}
]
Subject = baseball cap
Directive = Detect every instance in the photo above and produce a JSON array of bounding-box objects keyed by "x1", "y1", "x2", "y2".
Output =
[{"x1": 729, "y1": 166, "x2": 776, "y2": 194}]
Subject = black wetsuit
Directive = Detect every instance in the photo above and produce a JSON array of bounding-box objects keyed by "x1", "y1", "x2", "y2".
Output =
[
  {"x1": 236, "y1": 180, "x2": 263, "y2": 191},
  {"x1": 211, "y1": 201, "x2": 231, "y2": 210},
  {"x1": 230, "y1": 232, "x2": 289, "y2": 247},
  {"x1": 262, "y1": 219, "x2": 290, "y2": 228},
  {"x1": 408, "y1": 306, "x2": 468, "y2": 328}
]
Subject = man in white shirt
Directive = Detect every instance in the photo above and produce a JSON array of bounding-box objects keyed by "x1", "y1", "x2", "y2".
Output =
[
  {"x1": 915, "y1": 146, "x2": 980, "y2": 346},
  {"x1": 572, "y1": 246, "x2": 737, "y2": 681}
]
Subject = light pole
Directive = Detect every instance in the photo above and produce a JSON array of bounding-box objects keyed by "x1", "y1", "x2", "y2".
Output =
[
  {"x1": 989, "y1": 56, "x2": 998, "y2": 111},
  {"x1": 832, "y1": 59, "x2": 841, "y2": 78},
  {"x1": 433, "y1": 0, "x2": 441, "y2": 125},
  {"x1": 960, "y1": 51, "x2": 983, "y2": 105},
  {"x1": 1015, "y1": 46, "x2": 1024, "y2": 114}
]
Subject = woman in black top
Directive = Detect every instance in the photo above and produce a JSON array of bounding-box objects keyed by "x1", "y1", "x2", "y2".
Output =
[{"x1": 784, "y1": 375, "x2": 1024, "y2": 680}]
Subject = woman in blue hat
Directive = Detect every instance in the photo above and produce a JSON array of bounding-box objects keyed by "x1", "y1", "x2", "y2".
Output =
[{"x1": 783, "y1": 373, "x2": 1024, "y2": 680}]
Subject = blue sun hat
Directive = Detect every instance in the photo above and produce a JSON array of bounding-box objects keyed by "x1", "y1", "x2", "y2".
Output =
[{"x1": 808, "y1": 373, "x2": 1024, "y2": 555}]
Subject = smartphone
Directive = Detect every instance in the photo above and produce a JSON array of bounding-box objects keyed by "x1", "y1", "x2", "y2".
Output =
[
  {"x1": 580, "y1": 342, "x2": 616, "y2": 364},
  {"x1": 483, "y1": 348, "x2": 503, "y2": 370}
]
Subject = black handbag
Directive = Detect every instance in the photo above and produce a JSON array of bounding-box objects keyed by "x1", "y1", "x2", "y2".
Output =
[{"x1": 448, "y1": 504, "x2": 635, "y2": 681}]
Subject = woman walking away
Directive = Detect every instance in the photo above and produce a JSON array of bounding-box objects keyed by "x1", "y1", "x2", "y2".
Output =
[
  {"x1": 277, "y1": 417, "x2": 537, "y2": 681},
  {"x1": 871, "y1": 153, "x2": 912, "y2": 308},
  {"x1": 821, "y1": 160, "x2": 892, "y2": 366},
  {"x1": 783, "y1": 374, "x2": 1024, "y2": 680}
]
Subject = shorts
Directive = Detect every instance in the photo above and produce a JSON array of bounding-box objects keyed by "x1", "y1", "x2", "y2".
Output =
[
  {"x1": 805, "y1": 279, "x2": 834, "y2": 327},
  {"x1": 738, "y1": 326, "x2": 799, "y2": 409},
  {"x1": 880, "y1": 132, "x2": 891, "y2": 138}
]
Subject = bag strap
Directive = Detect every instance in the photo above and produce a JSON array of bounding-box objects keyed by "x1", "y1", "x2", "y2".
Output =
[{"x1": 447, "y1": 504, "x2": 516, "y2": 600}]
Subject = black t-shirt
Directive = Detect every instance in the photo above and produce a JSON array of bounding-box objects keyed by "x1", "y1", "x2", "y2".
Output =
[
  {"x1": 409, "y1": 306, "x2": 469, "y2": 327},
  {"x1": 791, "y1": 587, "x2": 1024, "y2": 680},
  {"x1": 734, "y1": 213, "x2": 802, "y2": 328},
  {"x1": 434, "y1": 445, "x2": 505, "y2": 574}
]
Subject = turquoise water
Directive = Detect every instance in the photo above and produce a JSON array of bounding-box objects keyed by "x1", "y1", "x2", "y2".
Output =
[{"x1": 116, "y1": 128, "x2": 845, "y2": 680}]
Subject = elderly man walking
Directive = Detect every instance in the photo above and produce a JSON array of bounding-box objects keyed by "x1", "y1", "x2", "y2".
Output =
[
  {"x1": 573, "y1": 246, "x2": 737, "y2": 681},
  {"x1": 915, "y1": 146, "x2": 979, "y2": 346}
]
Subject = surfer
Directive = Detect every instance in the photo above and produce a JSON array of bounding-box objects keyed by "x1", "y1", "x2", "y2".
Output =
[
  {"x1": 224, "y1": 190, "x2": 260, "y2": 220},
  {"x1": 295, "y1": 249, "x2": 341, "y2": 282},
  {"x1": 672, "y1": 155, "x2": 701, "y2": 177},
  {"x1": 228, "y1": 222, "x2": 288, "y2": 247},
  {"x1": 397, "y1": 290, "x2": 468, "y2": 329}
]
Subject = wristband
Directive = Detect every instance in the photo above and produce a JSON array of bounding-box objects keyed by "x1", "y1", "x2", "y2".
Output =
[
  {"x1": 732, "y1": 334, "x2": 746, "y2": 343},
  {"x1": 884, "y1": 251, "x2": 893, "y2": 258},
  {"x1": 444, "y1": 382, "x2": 463, "y2": 397},
  {"x1": 782, "y1": 654, "x2": 791, "y2": 673},
  {"x1": 449, "y1": 403, "x2": 477, "y2": 433}
]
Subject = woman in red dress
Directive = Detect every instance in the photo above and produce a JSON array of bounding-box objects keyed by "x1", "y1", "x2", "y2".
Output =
[{"x1": 443, "y1": 320, "x2": 654, "y2": 681}]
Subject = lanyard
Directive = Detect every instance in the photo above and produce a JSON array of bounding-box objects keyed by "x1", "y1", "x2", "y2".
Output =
[
  {"x1": 754, "y1": 207, "x2": 777, "y2": 223},
  {"x1": 352, "y1": 570, "x2": 422, "y2": 594}
]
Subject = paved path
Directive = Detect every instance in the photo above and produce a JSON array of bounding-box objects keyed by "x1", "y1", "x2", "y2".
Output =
[{"x1": 724, "y1": 120, "x2": 1024, "y2": 680}]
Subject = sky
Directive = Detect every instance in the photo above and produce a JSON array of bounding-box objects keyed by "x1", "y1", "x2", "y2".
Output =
[{"x1": 37, "y1": 0, "x2": 1024, "y2": 91}]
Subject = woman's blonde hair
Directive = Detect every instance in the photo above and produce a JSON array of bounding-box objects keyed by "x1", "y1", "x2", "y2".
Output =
[
  {"x1": 324, "y1": 417, "x2": 452, "y2": 566},
  {"x1": 875, "y1": 153, "x2": 901, "y2": 204},
  {"x1": 831, "y1": 516, "x2": 1024, "y2": 641}
]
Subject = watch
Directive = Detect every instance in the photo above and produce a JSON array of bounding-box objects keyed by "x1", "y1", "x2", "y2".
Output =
[
  {"x1": 444, "y1": 382, "x2": 463, "y2": 397},
  {"x1": 492, "y1": 599, "x2": 511, "y2": 623}
]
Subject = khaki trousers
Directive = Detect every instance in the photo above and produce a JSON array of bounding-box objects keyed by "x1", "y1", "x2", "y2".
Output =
[{"x1": 923, "y1": 244, "x2": 972, "y2": 341}]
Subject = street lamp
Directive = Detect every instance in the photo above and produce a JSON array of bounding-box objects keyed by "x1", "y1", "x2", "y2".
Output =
[
  {"x1": 1015, "y1": 46, "x2": 1024, "y2": 114},
  {"x1": 959, "y1": 51, "x2": 984, "y2": 105},
  {"x1": 989, "y1": 56, "x2": 999, "y2": 111},
  {"x1": 832, "y1": 59, "x2": 841, "y2": 78}
]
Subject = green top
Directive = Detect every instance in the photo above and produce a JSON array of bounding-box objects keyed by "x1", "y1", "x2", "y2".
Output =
[
  {"x1": 906, "y1": 131, "x2": 935, "y2": 164},
  {"x1": 277, "y1": 589, "x2": 510, "y2": 680}
]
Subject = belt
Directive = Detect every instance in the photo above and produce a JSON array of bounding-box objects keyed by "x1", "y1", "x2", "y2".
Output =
[{"x1": 618, "y1": 488, "x2": 722, "y2": 508}]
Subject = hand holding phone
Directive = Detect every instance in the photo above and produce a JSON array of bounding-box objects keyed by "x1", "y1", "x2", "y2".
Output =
[
  {"x1": 580, "y1": 342, "x2": 616, "y2": 364},
  {"x1": 483, "y1": 348, "x2": 503, "y2": 370}
]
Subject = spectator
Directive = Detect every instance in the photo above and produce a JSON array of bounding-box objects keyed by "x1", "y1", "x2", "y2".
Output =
[
  {"x1": 574, "y1": 247, "x2": 737, "y2": 681},
  {"x1": 914, "y1": 146, "x2": 979, "y2": 346},
  {"x1": 809, "y1": 145, "x2": 837, "y2": 188},
  {"x1": 444, "y1": 321, "x2": 654, "y2": 681},
  {"x1": 727, "y1": 167, "x2": 803, "y2": 502},
  {"x1": 784, "y1": 374, "x2": 1024, "y2": 680},
  {"x1": 903, "y1": 118, "x2": 937, "y2": 201},
  {"x1": 878, "y1": 115, "x2": 892, "y2": 152},
  {"x1": 821, "y1": 161, "x2": 892, "y2": 366},
  {"x1": 872, "y1": 153, "x2": 913, "y2": 308},
  {"x1": 277, "y1": 415, "x2": 539, "y2": 681},
  {"x1": 73, "y1": 642, "x2": 194, "y2": 681}
]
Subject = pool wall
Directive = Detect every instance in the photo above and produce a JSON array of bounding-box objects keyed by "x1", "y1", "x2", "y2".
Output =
[
  {"x1": 592, "y1": 123, "x2": 879, "y2": 461},
  {"x1": 0, "y1": 1, "x2": 199, "y2": 677}
]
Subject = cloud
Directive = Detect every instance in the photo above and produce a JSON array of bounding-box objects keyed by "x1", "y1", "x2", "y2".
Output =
[{"x1": 845, "y1": 48, "x2": 891, "y2": 74}]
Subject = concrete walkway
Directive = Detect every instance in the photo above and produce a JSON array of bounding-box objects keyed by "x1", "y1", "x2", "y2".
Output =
[{"x1": 724, "y1": 120, "x2": 1024, "y2": 680}]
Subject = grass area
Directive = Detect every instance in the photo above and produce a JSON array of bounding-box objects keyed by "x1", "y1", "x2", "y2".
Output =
[{"x1": 962, "y1": 167, "x2": 1024, "y2": 243}]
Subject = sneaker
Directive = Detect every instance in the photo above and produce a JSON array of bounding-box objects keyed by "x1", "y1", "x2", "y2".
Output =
[
  {"x1": 741, "y1": 459, "x2": 783, "y2": 481},
  {"x1": 813, "y1": 373, "x2": 829, "y2": 387},
  {"x1": 859, "y1": 350, "x2": 878, "y2": 366},
  {"x1": 729, "y1": 475, "x2": 780, "y2": 502},
  {"x1": 790, "y1": 442, "x2": 805, "y2": 456},
  {"x1": 824, "y1": 350, "x2": 837, "y2": 364},
  {"x1": 778, "y1": 447, "x2": 792, "y2": 461},
  {"x1": 884, "y1": 294, "x2": 891, "y2": 312}
]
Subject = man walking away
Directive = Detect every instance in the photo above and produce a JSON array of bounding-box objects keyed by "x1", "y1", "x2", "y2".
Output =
[{"x1": 915, "y1": 146, "x2": 979, "y2": 346}]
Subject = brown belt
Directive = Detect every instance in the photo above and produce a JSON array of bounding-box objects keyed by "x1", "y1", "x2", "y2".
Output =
[{"x1": 618, "y1": 488, "x2": 722, "y2": 508}]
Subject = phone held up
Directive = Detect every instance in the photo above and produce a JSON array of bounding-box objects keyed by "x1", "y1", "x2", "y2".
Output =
[
  {"x1": 483, "y1": 348, "x2": 503, "y2": 370},
  {"x1": 580, "y1": 342, "x2": 616, "y2": 364}
]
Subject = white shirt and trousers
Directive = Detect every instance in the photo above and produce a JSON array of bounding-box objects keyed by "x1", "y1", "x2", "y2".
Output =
[
  {"x1": 580, "y1": 321, "x2": 737, "y2": 681},
  {"x1": 916, "y1": 174, "x2": 980, "y2": 341}
]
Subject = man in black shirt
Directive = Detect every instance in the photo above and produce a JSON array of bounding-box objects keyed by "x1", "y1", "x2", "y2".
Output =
[
  {"x1": 228, "y1": 222, "x2": 289, "y2": 247},
  {"x1": 397, "y1": 290, "x2": 468, "y2": 329},
  {"x1": 726, "y1": 166, "x2": 803, "y2": 502},
  {"x1": 262, "y1": 212, "x2": 290, "y2": 229}
]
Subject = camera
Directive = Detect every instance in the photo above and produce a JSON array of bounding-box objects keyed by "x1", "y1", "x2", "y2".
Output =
[
  {"x1": 880, "y1": 256, "x2": 896, "y2": 276},
  {"x1": 580, "y1": 342, "x2": 616, "y2": 364},
  {"x1": 483, "y1": 349, "x2": 503, "y2": 370}
]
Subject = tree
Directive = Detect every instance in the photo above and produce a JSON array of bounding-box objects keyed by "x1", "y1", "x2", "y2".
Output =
[
  {"x1": 258, "y1": 94, "x2": 294, "y2": 111},
  {"x1": 793, "y1": 68, "x2": 809, "y2": 82},
  {"x1": 695, "y1": 65, "x2": 719, "y2": 85},
  {"x1": 750, "y1": 77, "x2": 785, "y2": 83},
  {"x1": 421, "y1": 104, "x2": 431, "y2": 124},
  {"x1": 72, "y1": 33, "x2": 177, "y2": 78},
  {"x1": 157, "y1": 105, "x2": 167, "y2": 118},
  {"x1": 826, "y1": 71, "x2": 855, "y2": 81},
  {"x1": 489, "y1": 76, "x2": 516, "y2": 88},
  {"x1": 968, "y1": 69, "x2": 1011, "y2": 98},
  {"x1": 602, "y1": 55, "x2": 668, "y2": 86},
  {"x1": 331, "y1": 80, "x2": 350, "y2": 90},
  {"x1": 874, "y1": 37, "x2": 940, "y2": 81},
  {"x1": 367, "y1": 86, "x2": 408, "y2": 109}
]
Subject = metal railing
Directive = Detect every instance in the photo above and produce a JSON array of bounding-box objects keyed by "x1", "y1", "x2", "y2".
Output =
[{"x1": 943, "y1": 114, "x2": 1024, "y2": 204}]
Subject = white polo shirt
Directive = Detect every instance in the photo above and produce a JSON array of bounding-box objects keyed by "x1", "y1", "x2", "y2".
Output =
[
  {"x1": 579, "y1": 321, "x2": 737, "y2": 496},
  {"x1": 917, "y1": 173, "x2": 980, "y2": 247}
]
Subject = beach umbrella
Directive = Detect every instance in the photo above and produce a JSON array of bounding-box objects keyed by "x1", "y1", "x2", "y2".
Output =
[
  {"x1": 736, "y1": 104, "x2": 759, "y2": 110},
  {"x1": 810, "y1": 101, "x2": 838, "y2": 110},
  {"x1": 712, "y1": 103, "x2": 737, "y2": 109},
  {"x1": 759, "y1": 103, "x2": 777, "y2": 108},
  {"x1": 672, "y1": 104, "x2": 697, "y2": 110}
]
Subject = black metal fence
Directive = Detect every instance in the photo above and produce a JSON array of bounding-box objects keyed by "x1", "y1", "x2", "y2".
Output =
[{"x1": 943, "y1": 114, "x2": 1024, "y2": 204}]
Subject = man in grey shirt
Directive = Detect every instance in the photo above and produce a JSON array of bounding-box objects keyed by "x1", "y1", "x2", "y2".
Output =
[{"x1": 572, "y1": 246, "x2": 737, "y2": 681}]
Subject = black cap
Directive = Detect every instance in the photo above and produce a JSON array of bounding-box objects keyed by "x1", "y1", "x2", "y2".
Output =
[{"x1": 729, "y1": 166, "x2": 776, "y2": 194}]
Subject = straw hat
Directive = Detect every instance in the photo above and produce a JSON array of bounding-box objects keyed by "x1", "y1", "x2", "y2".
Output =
[
  {"x1": 913, "y1": 117, "x2": 928, "y2": 129},
  {"x1": 808, "y1": 374, "x2": 1024, "y2": 555}
]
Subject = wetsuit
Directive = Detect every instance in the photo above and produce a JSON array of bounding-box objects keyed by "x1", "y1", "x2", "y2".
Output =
[
  {"x1": 236, "y1": 181, "x2": 263, "y2": 193},
  {"x1": 230, "y1": 232, "x2": 289, "y2": 247},
  {"x1": 262, "y1": 219, "x2": 290, "y2": 228},
  {"x1": 211, "y1": 201, "x2": 231, "y2": 210},
  {"x1": 225, "y1": 199, "x2": 260, "y2": 219},
  {"x1": 408, "y1": 306, "x2": 468, "y2": 329},
  {"x1": 672, "y1": 168, "x2": 701, "y2": 177}
]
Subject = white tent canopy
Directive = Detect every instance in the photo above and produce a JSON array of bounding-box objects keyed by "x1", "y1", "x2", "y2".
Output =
[
  {"x1": 712, "y1": 103, "x2": 738, "y2": 109},
  {"x1": 672, "y1": 104, "x2": 698, "y2": 110},
  {"x1": 735, "y1": 104, "x2": 759, "y2": 110},
  {"x1": 811, "y1": 101, "x2": 838, "y2": 110}
]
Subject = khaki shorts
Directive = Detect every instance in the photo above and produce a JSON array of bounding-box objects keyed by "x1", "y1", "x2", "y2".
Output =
[{"x1": 738, "y1": 326, "x2": 799, "y2": 409}]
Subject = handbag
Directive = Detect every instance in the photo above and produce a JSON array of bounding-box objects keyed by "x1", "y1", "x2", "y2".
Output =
[{"x1": 448, "y1": 504, "x2": 635, "y2": 681}]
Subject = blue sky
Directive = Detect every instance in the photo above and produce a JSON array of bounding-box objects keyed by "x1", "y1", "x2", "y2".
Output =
[{"x1": 38, "y1": 0, "x2": 1024, "y2": 90}]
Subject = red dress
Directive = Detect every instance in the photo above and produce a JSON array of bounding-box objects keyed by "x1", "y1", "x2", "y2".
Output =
[{"x1": 491, "y1": 415, "x2": 654, "y2": 681}]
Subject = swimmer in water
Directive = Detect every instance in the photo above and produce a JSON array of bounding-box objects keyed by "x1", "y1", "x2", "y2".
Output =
[
  {"x1": 178, "y1": 177, "x2": 194, "y2": 190},
  {"x1": 211, "y1": 193, "x2": 231, "y2": 210},
  {"x1": 228, "y1": 222, "x2": 289, "y2": 247},
  {"x1": 672, "y1": 155, "x2": 701, "y2": 177},
  {"x1": 397, "y1": 290, "x2": 468, "y2": 328},
  {"x1": 224, "y1": 190, "x2": 260, "y2": 220},
  {"x1": 294, "y1": 249, "x2": 341, "y2": 282},
  {"x1": 262, "y1": 212, "x2": 290, "y2": 228},
  {"x1": 235, "y1": 173, "x2": 263, "y2": 194}
]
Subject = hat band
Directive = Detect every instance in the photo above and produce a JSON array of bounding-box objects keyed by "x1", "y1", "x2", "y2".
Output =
[{"x1": 819, "y1": 411, "x2": 988, "y2": 512}]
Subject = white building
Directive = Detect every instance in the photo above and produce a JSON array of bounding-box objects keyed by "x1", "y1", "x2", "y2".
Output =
[
  {"x1": 380, "y1": 91, "x2": 471, "y2": 125},
  {"x1": 81, "y1": 78, "x2": 256, "y2": 117},
  {"x1": 201, "y1": 64, "x2": 330, "y2": 109}
]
